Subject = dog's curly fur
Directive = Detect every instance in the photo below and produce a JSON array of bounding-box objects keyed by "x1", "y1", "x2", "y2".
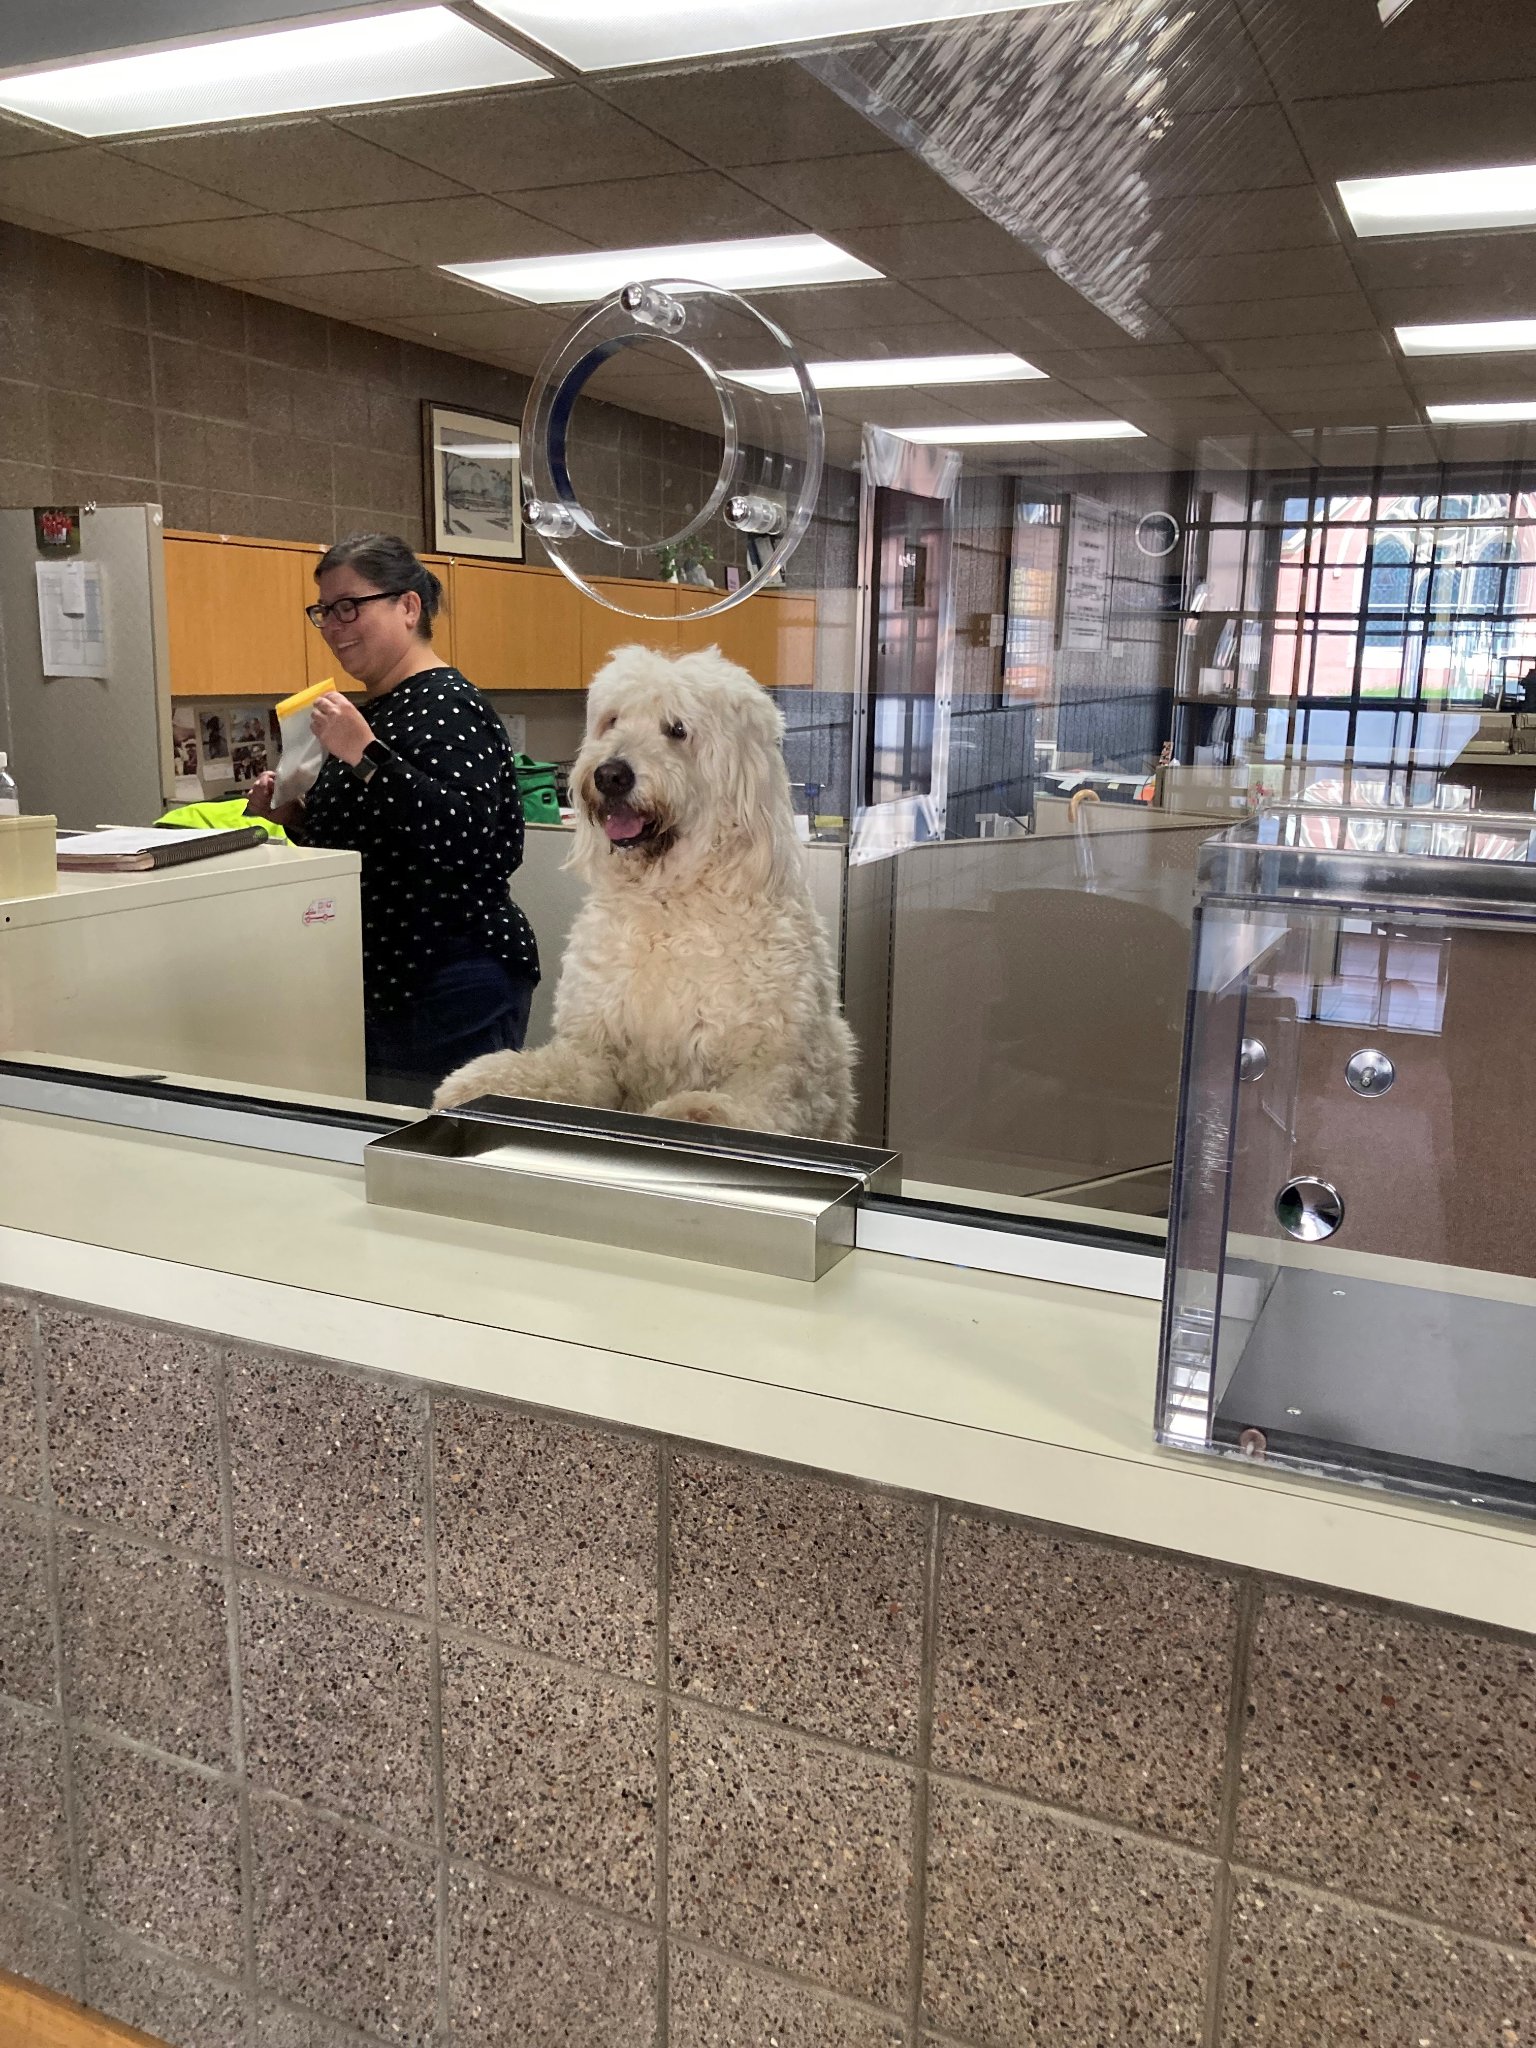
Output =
[{"x1": 434, "y1": 644, "x2": 856, "y2": 1140}]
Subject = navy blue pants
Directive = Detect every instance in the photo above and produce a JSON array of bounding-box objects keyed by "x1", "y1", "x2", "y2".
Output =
[{"x1": 366, "y1": 950, "x2": 535, "y2": 1108}]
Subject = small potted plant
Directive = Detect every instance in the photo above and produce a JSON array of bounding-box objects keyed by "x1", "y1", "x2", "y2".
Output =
[{"x1": 656, "y1": 539, "x2": 715, "y2": 587}]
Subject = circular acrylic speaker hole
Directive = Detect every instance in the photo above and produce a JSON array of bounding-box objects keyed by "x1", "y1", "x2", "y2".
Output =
[
  {"x1": 522, "y1": 278, "x2": 824, "y2": 621},
  {"x1": 1275, "y1": 1176, "x2": 1345, "y2": 1243},
  {"x1": 1135, "y1": 511, "x2": 1181, "y2": 558}
]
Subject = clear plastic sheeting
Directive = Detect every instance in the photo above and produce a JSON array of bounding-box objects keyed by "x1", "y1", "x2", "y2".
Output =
[{"x1": 521, "y1": 279, "x2": 825, "y2": 619}]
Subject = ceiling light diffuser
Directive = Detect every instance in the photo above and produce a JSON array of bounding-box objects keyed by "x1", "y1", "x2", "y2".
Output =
[
  {"x1": 729, "y1": 352, "x2": 1045, "y2": 393},
  {"x1": 1397, "y1": 319, "x2": 1536, "y2": 355},
  {"x1": 896, "y1": 420, "x2": 1145, "y2": 443},
  {"x1": 1427, "y1": 400, "x2": 1536, "y2": 423},
  {"x1": 445, "y1": 235, "x2": 881, "y2": 305},
  {"x1": 475, "y1": 0, "x2": 1079, "y2": 71},
  {"x1": 1339, "y1": 161, "x2": 1536, "y2": 238},
  {"x1": 0, "y1": 7, "x2": 547, "y2": 136}
]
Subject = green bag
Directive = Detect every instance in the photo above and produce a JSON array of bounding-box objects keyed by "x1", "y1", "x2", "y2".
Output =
[
  {"x1": 158, "y1": 797, "x2": 286, "y2": 841},
  {"x1": 513, "y1": 754, "x2": 561, "y2": 825}
]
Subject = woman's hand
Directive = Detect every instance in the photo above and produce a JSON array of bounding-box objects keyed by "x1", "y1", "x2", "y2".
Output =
[
  {"x1": 243, "y1": 772, "x2": 302, "y2": 831},
  {"x1": 311, "y1": 691, "x2": 374, "y2": 767}
]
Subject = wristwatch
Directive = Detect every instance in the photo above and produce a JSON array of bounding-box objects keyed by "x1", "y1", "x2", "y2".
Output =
[{"x1": 352, "y1": 739, "x2": 393, "y2": 786}]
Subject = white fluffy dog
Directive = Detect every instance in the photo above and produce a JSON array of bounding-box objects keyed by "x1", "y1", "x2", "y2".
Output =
[{"x1": 434, "y1": 644, "x2": 856, "y2": 1140}]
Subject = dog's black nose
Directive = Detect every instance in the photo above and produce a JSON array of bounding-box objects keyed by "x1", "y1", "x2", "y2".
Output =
[{"x1": 594, "y1": 759, "x2": 635, "y2": 799}]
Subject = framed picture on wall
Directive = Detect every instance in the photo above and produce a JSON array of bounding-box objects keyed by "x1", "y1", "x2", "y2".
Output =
[{"x1": 424, "y1": 403, "x2": 524, "y2": 561}]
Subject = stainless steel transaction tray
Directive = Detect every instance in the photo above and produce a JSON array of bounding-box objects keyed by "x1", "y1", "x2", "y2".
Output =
[{"x1": 364, "y1": 1096, "x2": 902, "y2": 1281}]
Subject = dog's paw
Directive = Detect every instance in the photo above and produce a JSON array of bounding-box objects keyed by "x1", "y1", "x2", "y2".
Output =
[
  {"x1": 432, "y1": 1053, "x2": 522, "y2": 1112},
  {"x1": 645, "y1": 1090, "x2": 734, "y2": 1126}
]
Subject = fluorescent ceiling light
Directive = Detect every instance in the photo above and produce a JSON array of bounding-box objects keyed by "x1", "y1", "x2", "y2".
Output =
[
  {"x1": 1397, "y1": 318, "x2": 1536, "y2": 356},
  {"x1": 476, "y1": 0, "x2": 1079, "y2": 71},
  {"x1": 445, "y1": 235, "x2": 881, "y2": 305},
  {"x1": 896, "y1": 420, "x2": 1145, "y2": 443},
  {"x1": 729, "y1": 352, "x2": 1046, "y2": 393},
  {"x1": 1427, "y1": 400, "x2": 1536, "y2": 423},
  {"x1": 1339, "y1": 161, "x2": 1536, "y2": 238},
  {"x1": 0, "y1": 7, "x2": 547, "y2": 137}
]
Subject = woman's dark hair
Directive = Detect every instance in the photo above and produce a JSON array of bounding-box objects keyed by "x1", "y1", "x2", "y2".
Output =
[{"x1": 316, "y1": 532, "x2": 443, "y2": 641}]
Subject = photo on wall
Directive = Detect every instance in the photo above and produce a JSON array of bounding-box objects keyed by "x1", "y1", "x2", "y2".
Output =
[{"x1": 425, "y1": 403, "x2": 524, "y2": 561}]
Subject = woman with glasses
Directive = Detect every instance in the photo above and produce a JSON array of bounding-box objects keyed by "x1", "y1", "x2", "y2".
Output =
[{"x1": 246, "y1": 532, "x2": 538, "y2": 1105}]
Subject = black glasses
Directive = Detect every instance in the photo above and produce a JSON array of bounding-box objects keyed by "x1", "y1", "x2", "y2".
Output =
[{"x1": 305, "y1": 591, "x2": 404, "y2": 628}]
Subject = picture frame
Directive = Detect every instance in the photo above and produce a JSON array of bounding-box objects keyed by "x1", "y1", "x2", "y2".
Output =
[{"x1": 424, "y1": 403, "x2": 524, "y2": 561}]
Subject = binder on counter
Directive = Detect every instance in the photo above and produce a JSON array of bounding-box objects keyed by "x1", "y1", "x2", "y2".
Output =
[{"x1": 55, "y1": 824, "x2": 271, "y2": 872}]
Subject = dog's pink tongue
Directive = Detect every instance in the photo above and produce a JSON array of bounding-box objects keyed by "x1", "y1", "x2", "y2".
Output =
[{"x1": 603, "y1": 806, "x2": 646, "y2": 843}]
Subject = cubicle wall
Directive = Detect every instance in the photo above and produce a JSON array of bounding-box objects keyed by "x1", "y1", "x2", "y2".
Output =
[{"x1": 882, "y1": 815, "x2": 1212, "y2": 1204}]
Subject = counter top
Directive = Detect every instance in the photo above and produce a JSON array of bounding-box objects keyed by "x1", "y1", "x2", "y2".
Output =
[
  {"x1": 1, "y1": 839, "x2": 361, "y2": 927},
  {"x1": 0, "y1": 1102, "x2": 1531, "y2": 1634}
]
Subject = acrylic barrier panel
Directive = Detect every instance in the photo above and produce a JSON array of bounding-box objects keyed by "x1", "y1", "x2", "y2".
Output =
[{"x1": 1160, "y1": 821, "x2": 1536, "y2": 1519}]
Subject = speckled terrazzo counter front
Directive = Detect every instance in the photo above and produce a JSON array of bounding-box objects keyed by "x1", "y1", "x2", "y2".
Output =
[{"x1": 1, "y1": 1288, "x2": 1533, "y2": 2048}]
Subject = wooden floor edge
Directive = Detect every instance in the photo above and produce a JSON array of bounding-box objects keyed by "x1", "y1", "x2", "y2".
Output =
[{"x1": 0, "y1": 1967, "x2": 167, "y2": 2048}]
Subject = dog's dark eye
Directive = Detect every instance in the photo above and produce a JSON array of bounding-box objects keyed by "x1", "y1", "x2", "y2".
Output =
[{"x1": 666, "y1": 720, "x2": 688, "y2": 741}]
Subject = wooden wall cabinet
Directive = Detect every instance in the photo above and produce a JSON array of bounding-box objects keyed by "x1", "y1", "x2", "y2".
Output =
[{"x1": 166, "y1": 532, "x2": 819, "y2": 706}]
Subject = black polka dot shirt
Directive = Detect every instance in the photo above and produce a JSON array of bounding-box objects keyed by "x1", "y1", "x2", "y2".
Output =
[{"x1": 287, "y1": 666, "x2": 538, "y2": 1016}]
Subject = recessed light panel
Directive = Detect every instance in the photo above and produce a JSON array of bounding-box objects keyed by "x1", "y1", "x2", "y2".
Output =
[
  {"x1": 1340, "y1": 162, "x2": 1536, "y2": 238},
  {"x1": 0, "y1": 7, "x2": 548, "y2": 137},
  {"x1": 445, "y1": 236, "x2": 882, "y2": 305},
  {"x1": 1427, "y1": 400, "x2": 1536, "y2": 423},
  {"x1": 897, "y1": 420, "x2": 1144, "y2": 443},
  {"x1": 1397, "y1": 319, "x2": 1536, "y2": 356},
  {"x1": 477, "y1": 0, "x2": 1079, "y2": 71},
  {"x1": 729, "y1": 353, "x2": 1046, "y2": 393}
]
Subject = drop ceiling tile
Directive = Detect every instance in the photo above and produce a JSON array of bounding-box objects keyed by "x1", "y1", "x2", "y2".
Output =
[
  {"x1": 974, "y1": 305, "x2": 1171, "y2": 351},
  {"x1": 1143, "y1": 246, "x2": 1359, "y2": 309},
  {"x1": 290, "y1": 196, "x2": 586, "y2": 266},
  {"x1": 113, "y1": 119, "x2": 470, "y2": 212},
  {"x1": 251, "y1": 268, "x2": 497, "y2": 320},
  {"x1": 1145, "y1": 188, "x2": 1339, "y2": 259},
  {"x1": 0, "y1": 148, "x2": 256, "y2": 232},
  {"x1": 0, "y1": 113, "x2": 72, "y2": 159},
  {"x1": 1266, "y1": 399, "x2": 1423, "y2": 429},
  {"x1": 597, "y1": 61, "x2": 888, "y2": 167},
  {"x1": 1074, "y1": 371, "x2": 1243, "y2": 400},
  {"x1": 756, "y1": 280, "x2": 944, "y2": 333},
  {"x1": 0, "y1": 202, "x2": 83, "y2": 239},
  {"x1": 1237, "y1": 0, "x2": 1536, "y2": 98},
  {"x1": 816, "y1": 216, "x2": 1043, "y2": 281},
  {"x1": 1142, "y1": 106, "x2": 1313, "y2": 198},
  {"x1": 820, "y1": 391, "x2": 978, "y2": 430},
  {"x1": 1176, "y1": 293, "x2": 1378, "y2": 341},
  {"x1": 729, "y1": 151, "x2": 974, "y2": 231},
  {"x1": 77, "y1": 216, "x2": 403, "y2": 282},
  {"x1": 510, "y1": 169, "x2": 796, "y2": 243},
  {"x1": 1206, "y1": 331, "x2": 1395, "y2": 372},
  {"x1": 1026, "y1": 344, "x2": 1216, "y2": 376},
  {"x1": 336, "y1": 87, "x2": 694, "y2": 193},
  {"x1": 780, "y1": 317, "x2": 1000, "y2": 358},
  {"x1": 1287, "y1": 79, "x2": 1536, "y2": 182},
  {"x1": 1371, "y1": 283, "x2": 1536, "y2": 328},
  {"x1": 1231, "y1": 363, "x2": 1415, "y2": 399},
  {"x1": 1405, "y1": 358, "x2": 1536, "y2": 399},
  {"x1": 1352, "y1": 233, "x2": 1536, "y2": 305}
]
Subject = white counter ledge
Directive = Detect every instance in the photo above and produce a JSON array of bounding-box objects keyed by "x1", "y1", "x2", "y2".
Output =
[{"x1": 0, "y1": 1103, "x2": 1531, "y2": 1636}]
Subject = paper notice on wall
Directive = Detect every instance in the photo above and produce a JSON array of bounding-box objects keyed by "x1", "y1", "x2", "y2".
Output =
[
  {"x1": 1060, "y1": 496, "x2": 1112, "y2": 655},
  {"x1": 36, "y1": 558, "x2": 108, "y2": 677}
]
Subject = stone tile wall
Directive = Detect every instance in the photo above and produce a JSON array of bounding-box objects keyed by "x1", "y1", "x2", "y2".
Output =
[{"x1": 1, "y1": 1287, "x2": 1532, "y2": 2046}]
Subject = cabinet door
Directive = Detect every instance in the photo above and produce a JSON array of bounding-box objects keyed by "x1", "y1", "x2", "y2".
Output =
[
  {"x1": 676, "y1": 591, "x2": 818, "y2": 689},
  {"x1": 579, "y1": 581, "x2": 680, "y2": 683},
  {"x1": 165, "y1": 539, "x2": 308, "y2": 698},
  {"x1": 452, "y1": 562, "x2": 582, "y2": 691}
]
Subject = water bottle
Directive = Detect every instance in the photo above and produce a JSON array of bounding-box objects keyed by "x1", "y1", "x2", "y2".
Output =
[{"x1": 0, "y1": 752, "x2": 18, "y2": 819}]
